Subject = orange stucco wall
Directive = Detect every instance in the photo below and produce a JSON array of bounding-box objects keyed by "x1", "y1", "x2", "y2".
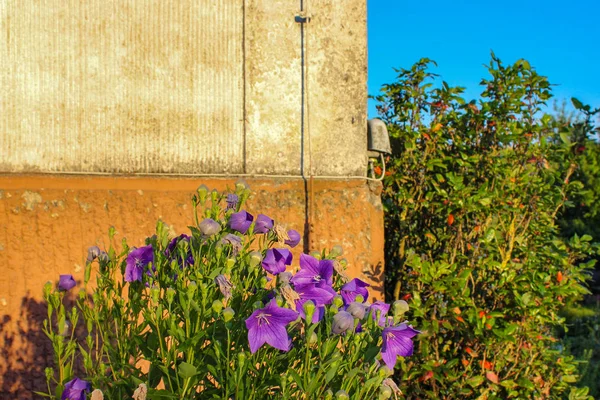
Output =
[{"x1": 0, "y1": 175, "x2": 384, "y2": 397}]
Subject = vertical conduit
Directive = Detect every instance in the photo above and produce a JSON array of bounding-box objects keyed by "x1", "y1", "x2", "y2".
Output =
[{"x1": 299, "y1": 0, "x2": 315, "y2": 253}]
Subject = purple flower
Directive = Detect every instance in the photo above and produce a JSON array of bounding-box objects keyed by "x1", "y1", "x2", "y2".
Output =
[
  {"x1": 294, "y1": 284, "x2": 335, "y2": 323},
  {"x1": 61, "y1": 377, "x2": 91, "y2": 400},
  {"x1": 245, "y1": 299, "x2": 299, "y2": 353},
  {"x1": 291, "y1": 254, "x2": 334, "y2": 289},
  {"x1": 254, "y1": 214, "x2": 274, "y2": 234},
  {"x1": 229, "y1": 210, "x2": 254, "y2": 234},
  {"x1": 215, "y1": 274, "x2": 234, "y2": 300},
  {"x1": 332, "y1": 311, "x2": 354, "y2": 334},
  {"x1": 285, "y1": 230, "x2": 301, "y2": 248},
  {"x1": 221, "y1": 233, "x2": 243, "y2": 255},
  {"x1": 165, "y1": 234, "x2": 190, "y2": 258},
  {"x1": 340, "y1": 278, "x2": 370, "y2": 304},
  {"x1": 199, "y1": 218, "x2": 221, "y2": 236},
  {"x1": 86, "y1": 246, "x2": 107, "y2": 263},
  {"x1": 369, "y1": 301, "x2": 391, "y2": 327},
  {"x1": 226, "y1": 194, "x2": 239, "y2": 210},
  {"x1": 125, "y1": 245, "x2": 154, "y2": 282},
  {"x1": 58, "y1": 275, "x2": 76, "y2": 292},
  {"x1": 381, "y1": 324, "x2": 420, "y2": 369},
  {"x1": 165, "y1": 234, "x2": 194, "y2": 268},
  {"x1": 262, "y1": 248, "x2": 293, "y2": 275}
]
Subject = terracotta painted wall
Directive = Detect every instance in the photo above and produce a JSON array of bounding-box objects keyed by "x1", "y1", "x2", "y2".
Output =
[{"x1": 0, "y1": 175, "x2": 384, "y2": 397}]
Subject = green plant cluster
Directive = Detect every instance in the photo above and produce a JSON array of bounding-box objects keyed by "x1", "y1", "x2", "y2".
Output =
[
  {"x1": 41, "y1": 185, "x2": 416, "y2": 400},
  {"x1": 375, "y1": 55, "x2": 598, "y2": 399}
]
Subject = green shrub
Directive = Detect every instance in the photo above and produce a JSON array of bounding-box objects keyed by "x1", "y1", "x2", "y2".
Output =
[{"x1": 375, "y1": 55, "x2": 598, "y2": 399}]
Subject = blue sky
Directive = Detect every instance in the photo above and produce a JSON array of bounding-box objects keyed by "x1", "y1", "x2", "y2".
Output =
[{"x1": 367, "y1": 0, "x2": 600, "y2": 117}]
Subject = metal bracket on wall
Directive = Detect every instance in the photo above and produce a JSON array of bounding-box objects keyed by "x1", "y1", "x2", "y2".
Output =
[{"x1": 294, "y1": 13, "x2": 311, "y2": 23}]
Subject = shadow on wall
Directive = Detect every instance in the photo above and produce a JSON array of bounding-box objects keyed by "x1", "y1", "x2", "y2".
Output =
[
  {"x1": 0, "y1": 295, "x2": 53, "y2": 399},
  {"x1": 364, "y1": 262, "x2": 385, "y2": 300}
]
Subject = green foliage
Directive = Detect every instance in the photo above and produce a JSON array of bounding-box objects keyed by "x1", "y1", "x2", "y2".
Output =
[
  {"x1": 376, "y1": 54, "x2": 598, "y2": 399},
  {"x1": 552, "y1": 101, "x2": 600, "y2": 292},
  {"x1": 558, "y1": 304, "x2": 600, "y2": 398}
]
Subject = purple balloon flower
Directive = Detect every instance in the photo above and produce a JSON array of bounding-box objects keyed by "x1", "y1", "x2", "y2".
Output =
[
  {"x1": 245, "y1": 299, "x2": 299, "y2": 353},
  {"x1": 165, "y1": 234, "x2": 190, "y2": 258},
  {"x1": 86, "y1": 246, "x2": 108, "y2": 263},
  {"x1": 341, "y1": 278, "x2": 370, "y2": 304},
  {"x1": 294, "y1": 284, "x2": 336, "y2": 323},
  {"x1": 291, "y1": 254, "x2": 334, "y2": 289},
  {"x1": 221, "y1": 233, "x2": 243, "y2": 255},
  {"x1": 226, "y1": 193, "x2": 239, "y2": 210},
  {"x1": 262, "y1": 248, "x2": 293, "y2": 275},
  {"x1": 254, "y1": 214, "x2": 274, "y2": 234},
  {"x1": 125, "y1": 245, "x2": 154, "y2": 282},
  {"x1": 285, "y1": 229, "x2": 301, "y2": 248},
  {"x1": 61, "y1": 377, "x2": 91, "y2": 400},
  {"x1": 165, "y1": 234, "x2": 194, "y2": 268},
  {"x1": 369, "y1": 301, "x2": 391, "y2": 327},
  {"x1": 229, "y1": 210, "x2": 254, "y2": 234},
  {"x1": 332, "y1": 311, "x2": 354, "y2": 334},
  {"x1": 199, "y1": 218, "x2": 221, "y2": 236},
  {"x1": 381, "y1": 324, "x2": 420, "y2": 369},
  {"x1": 58, "y1": 275, "x2": 76, "y2": 292}
]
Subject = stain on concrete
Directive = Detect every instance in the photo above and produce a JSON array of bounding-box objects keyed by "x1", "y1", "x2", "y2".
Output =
[{"x1": 21, "y1": 191, "x2": 42, "y2": 211}]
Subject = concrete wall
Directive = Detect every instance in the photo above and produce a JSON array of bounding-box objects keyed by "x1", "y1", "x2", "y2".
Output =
[
  {"x1": 0, "y1": 176, "x2": 384, "y2": 397},
  {"x1": 0, "y1": 1, "x2": 376, "y2": 396},
  {"x1": 0, "y1": 0, "x2": 368, "y2": 176}
]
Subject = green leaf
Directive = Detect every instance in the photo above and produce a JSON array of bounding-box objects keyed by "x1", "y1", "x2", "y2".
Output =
[
  {"x1": 287, "y1": 369, "x2": 304, "y2": 391},
  {"x1": 571, "y1": 97, "x2": 584, "y2": 110},
  {"x1": 177, "y1": 362, "x2": 197, "y2": 379}
]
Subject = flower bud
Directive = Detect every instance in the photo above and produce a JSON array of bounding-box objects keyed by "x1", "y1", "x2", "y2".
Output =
[
  {"x1": 330, "y1": 245, "x2": 344, "y2": 257},
  {"x1": 307, "y1": 331, "x2": 318, "y2": 345},
  {"x1": 237, "y1": 351, "x2": 247, "y2": 367},
  {"x1": 310, "y1": 250, "x2": 321, "y2": 259},
  {"x1": 166, "y1": 287, "x2": 176, "y2": 305},
  {"x1": 303, "y1": 300, "x2": 316, "y2": 324},
  {"x1": 187, "y1": 281, "x2": 198, "y2": 297},
  {"x1": 346, "y1": 302, "x2": 367, "y2": 319},
  {"x1": 379, "y1": 386, "x2": 392, "y2": 399},
  {"x1": 393, "y1": 300, "x2": 410, "y2": 317},
  {"x1": 226, "y1": 258, "x2": 236, "y2": 271},
  {"x1": 276, "y1": 295, "x2": 285, "y2": 307},
  {"x1": 223, "y1": 307, "x2": 235, "y2": 322},
  {"x1": 259, "y1": 276, "x2": 269, "y2": 289},
  {"x1": 45, "y1": 367, "x2": 54, "y2": 382},
  {"x1": 212, "y1": 300, "x2": 223, "y2": 314},
  {"x1": 378, "y1": 365, "x2": 394, "y2": 378},
  {"x1": 249, "y1": 251, "x2": 262, "y2": 269},
  {"x1": 197, "y1": 185, "x2": 209, "y2": 203},
  {"x1": 211, "y1": 189, "x2": 219, "y2": 204},
  {"x1": 278, "y1": 271, "x2": 293, "y2": 285},
  {"x1": 151, "y1": 286, "x2": 160, "y2": 304},
  {"x1": 235, "y1": 180, "x2": 249, "y2": 193},
  {"x1": 199, "y1": 218, "x2": 221, "y2": 236},
  {"x1": 91, "y1": 389, "x2": 104, "y2": 400},
  {"x1": 43, "y1": 281, "x2": 53, "y2": 299},
  {"x1": 335, "y1": 390, "x2": 349, "y2": 400},
  {"x1": 339, "y1": 258, "x2": 348, "y2": 267},
  {"x1": 332, "y1": 311, "x2": 354, "y2": 334},
  {"x1": 333, "y1": 295, "x2": 344, "y2": 309},
  {"x1": 253, "y1": 301, "x2": 263, "y2": 310}
]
